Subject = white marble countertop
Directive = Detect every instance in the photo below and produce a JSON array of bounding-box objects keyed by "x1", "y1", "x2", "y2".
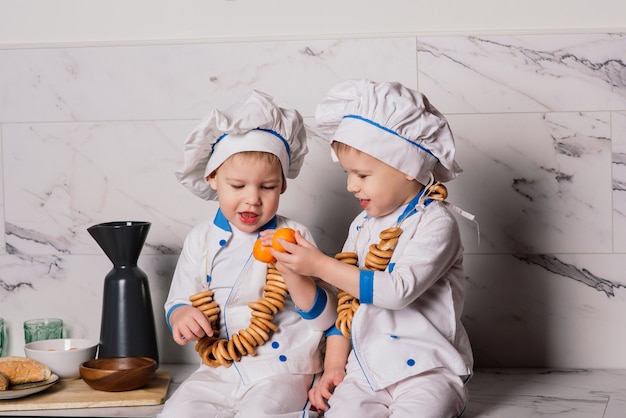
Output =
[{"x1": 1, "y1": 366, "x2": 625, "y2": 417}]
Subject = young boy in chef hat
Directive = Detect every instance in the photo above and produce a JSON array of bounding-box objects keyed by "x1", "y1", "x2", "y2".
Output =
[
  {"x1": 159, "y1": 90, "x2": 337, "y2": 418},
  {"x1": 272, "y1": 79, "x2": 474, "y2": 417}
]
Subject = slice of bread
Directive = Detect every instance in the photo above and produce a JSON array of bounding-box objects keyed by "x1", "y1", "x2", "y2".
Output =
[
  {"x1": 0, "y1": 371, "x2": 9, "y2": 391},
  {"x1": 0, "y1": 356, "x2": 52, "y2": 385}
]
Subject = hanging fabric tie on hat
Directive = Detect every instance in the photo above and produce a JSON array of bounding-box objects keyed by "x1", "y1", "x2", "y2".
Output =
[{"x1": 416, "y1": 173, "x2": 479, "y2": 244}]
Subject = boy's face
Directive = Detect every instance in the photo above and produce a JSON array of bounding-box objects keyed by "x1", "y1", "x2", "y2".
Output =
[
  {"x1": 337, "y1": 148, "x2": 422, "y2": 218},
  {"x1": 208, "y1": 153, "x2": 284, "y2": 233}
]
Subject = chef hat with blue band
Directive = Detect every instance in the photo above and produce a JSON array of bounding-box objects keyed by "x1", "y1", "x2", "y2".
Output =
[
  {"x1": 315, "y1": 79, "x2": 461, "y2": 185},
  {"x1": 175, "y1": 90, "x2": 308, "y2": 200}
]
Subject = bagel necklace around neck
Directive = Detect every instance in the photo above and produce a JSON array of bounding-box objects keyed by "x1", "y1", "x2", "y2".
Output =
[
  {"x1": 188, "y1": 263, "x2": 288, "y2": 368},
  {"x1": 334, "y1": 181, "x2": 448, "y2": 339}
]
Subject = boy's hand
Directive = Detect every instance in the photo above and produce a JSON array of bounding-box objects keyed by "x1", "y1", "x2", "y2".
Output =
[
  {"x1": 271, "y1": 231, "x2": 324, "y2": 277},
  {"x1": 257, "y1": 229, "x2": 276, "y2": 247},
  {"x1": 169, "y1": 305, "x2": 214, "y2": 345},
  {"x1": 309, "y1": 367, "x2": 346, "y2": 412}
]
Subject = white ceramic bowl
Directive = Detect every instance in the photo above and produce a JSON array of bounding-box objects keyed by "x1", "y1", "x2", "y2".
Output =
[{"x1": 24, "y1": 338, "x2": 99, "y2": 379}]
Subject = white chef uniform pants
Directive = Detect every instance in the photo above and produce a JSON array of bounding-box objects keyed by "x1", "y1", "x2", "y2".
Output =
[
  {"x1": 158, "y1": 364, "x2": 318, "y2": 418},
  {"x1": 324, "y1": 356, "x2": 467, "y2": 418}
]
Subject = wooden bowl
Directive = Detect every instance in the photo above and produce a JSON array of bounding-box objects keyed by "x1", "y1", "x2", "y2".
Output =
[{"x1": 79, "y1": 356, "x2": 157, "y2": 392}]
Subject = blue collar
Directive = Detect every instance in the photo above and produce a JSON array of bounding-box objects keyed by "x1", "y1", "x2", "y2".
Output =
[{"x1": 396, "y1": 186, "x2": 428, "y2": 223}]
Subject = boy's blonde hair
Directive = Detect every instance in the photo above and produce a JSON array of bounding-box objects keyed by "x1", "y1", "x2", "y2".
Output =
[
  {"x1": 331, "y1": 141, "x2": 360, "y2": 156},
  {"x1": 231, "y1": 150, "x2": 282, "y2": 168}
]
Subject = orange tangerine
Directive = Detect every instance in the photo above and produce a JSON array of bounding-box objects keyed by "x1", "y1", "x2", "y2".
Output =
[
  {"x1": 253, "y1": 238, "x2": 276, "y2": 263},
  {"x1": 272, "y1": 228, "x2": 297, "y2": 253}
]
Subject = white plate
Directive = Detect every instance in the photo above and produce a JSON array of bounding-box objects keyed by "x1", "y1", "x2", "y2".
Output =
[{"x1": 0, "y1": 374, "x2": 59, "y2": 400}]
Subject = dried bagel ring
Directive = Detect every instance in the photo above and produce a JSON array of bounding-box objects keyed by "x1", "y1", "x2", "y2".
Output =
[
  {"x1": 252, "y1": 316, "x2": 279, "y2": 332},
  {"x1": 226, "y1": 339, "x2": 241, "y2": 362},
  {"x1": 338, "y1": 293, "x2": 353, "y2": 305},
  {"x1": 200, "y1": 306, "x2": 221, "y2": 318},
  {"x1": 256, "y1": 298, "x2": 280, "y2": 314},
  {"x1": 365, "y1": 251, "x2": 390, "y2": 266},
  {"x1": 210, "y1": 342, "x2": 225, "y2": 367},
  {"x1": 232, "y1": 333, "x2": 247, "y2": 356},
  {"x1": 264, "y1": 284, "x2": 288, "y2": 296},
  {"x1": 426, "y1": 182, "x2": 448, "y2": 200},
  {"x1": 197, "y1": 337, "x2": 222, "y2": 368},
  {"x1": 351, "y1": 299, "x2": 360, "y2": 312},
  {"x1": 196, "y1": 299, "x2": 218, "y2": 309},
  {"x1": 369, "y1": 244, "x2": 393, "y2": 259},
  {"x1": 335, "y1": 252, "x2": 358, "y2": 260},
  {"x1": 250, "y1": 323, "x2": 270, "y2": 341},
  {"x1": 378, "y1": 237, "x2": 399, "y2": 251},
  {"x1": 264, "y1": 295, "x2": 285, "y2": 311},
  {"x1": 338, "y1": 294, "x2": 354, "y2": 306},
  {"x1": 266, "y1": 280, "x2": 288, "y2": 291},
  {"x1": 364, "y1": 259, "x2": 389, "y2": 271},
  {"x1": 244, "y1": 326, "x2": 265, "y2": 346},
  {"x1": 195, "y1": 335, "x2": 213, "y2": 354},
  {"x1": 379, "y1": 227, "x2": 402, "y2": 240},
  {"x1": 249, "y1": 301, "x2": 274, "y2": 315},
  {"x1": 238, "y1": 330, "x2": 257, "y2": 355},
  {"x1": 250, "y1": 317, "x2": 271, "y2": 333},
  {"x1": 266, "y1": 273, "x2": 286, "y2": 282},
  {"x1": 212, "y1": 340, "x2": 231, "y2": 367},
  {"x1": 201, "y1": 351, "x2": 223, "y2": 368},
  {"x1": 216, "y1": 339, "x2": 231, "y2": 361},
  {"x1": 251, "y1": 310, "x2": 274, "y2": 320},
  {"x1": 266, "y1": 281, "x2": 288, "y2": 291},
  {"x1": 338, "y1": 317, "x2": 350, "y2": 339},
  {"x1": 267, "y1": 264, "x2": 281, "y2": 274},
  {"x1": 249, "y1": 322, "x2": 270, "y2": 342},
  {"x1": 337, "y1": 303, "x2": 353, "y2": 313},
  {"x1": 190, "y1": 290, "x2": 213, "y2": 302},
  {"x1": 191, "y1": 296, "x2": 214, "y2": 307}
]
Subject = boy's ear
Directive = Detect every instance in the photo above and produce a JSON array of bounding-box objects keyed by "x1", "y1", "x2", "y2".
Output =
[
  {"x1": 207, "y1": 173, "x2": 218, "y2": 191},
  {"x1": 280, "y1": 180, "x2": 287, "y2": 194}
]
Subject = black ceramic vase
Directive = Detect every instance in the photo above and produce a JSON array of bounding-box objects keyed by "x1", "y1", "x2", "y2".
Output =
[{"x1": 87, "y1": 221, "x2": 159, "y2": 364}]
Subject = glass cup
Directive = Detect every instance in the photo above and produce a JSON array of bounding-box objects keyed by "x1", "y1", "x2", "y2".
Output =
[
  {"x1": 23, "y1": 318, "x2": 63, "y2": 344},
  {"x1": 0, "y1": 318, "x2": 5, "y2": 357}
]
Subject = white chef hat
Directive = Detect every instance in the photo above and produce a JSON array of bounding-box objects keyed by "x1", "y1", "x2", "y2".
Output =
[
  {"x1": 315, "y1": 79, "x2": 461, "y2": 185},
  {"x1": 175, "y1": 90, "x2": 308, "y2": 200}
]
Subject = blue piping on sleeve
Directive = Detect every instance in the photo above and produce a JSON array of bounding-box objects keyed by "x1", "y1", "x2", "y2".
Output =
[
  {"x1": 359, "y1": 270, "x2": 375, "y2": 304},
  {"x1": 295, "y1": 285, "x2": 327, "y2": 320},
  {"x1": 325, "y1": 325, "x2": 343, "y2": 337},
  {"x1": 166, "y1": 303, "x2": 188, "y2": 332}
]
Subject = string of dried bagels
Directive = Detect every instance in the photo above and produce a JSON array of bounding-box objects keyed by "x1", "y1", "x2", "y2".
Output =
[
  {"x1": 334, "y1": 182, "x2": 448, "y2": 339},
  {"x1": 189, "y1": 263, "x2": 287, "y2": 367}
]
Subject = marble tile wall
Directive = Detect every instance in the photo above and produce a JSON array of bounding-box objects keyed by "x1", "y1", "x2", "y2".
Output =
[{"x1": 0, "y1": 33, "x2": 624, "y2": 367}]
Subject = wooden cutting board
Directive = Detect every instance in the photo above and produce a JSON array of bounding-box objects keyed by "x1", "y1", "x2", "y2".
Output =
[{"x1": 0, "y1": 370, "x2": 170, "y2": 412}]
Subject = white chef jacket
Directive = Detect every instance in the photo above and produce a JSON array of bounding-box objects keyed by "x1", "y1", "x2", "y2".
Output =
[
  {"x1": 164, "y1": 210, "x2": 337, "y2": 384},
  {"x1": 340, "y1": 191, "x2": 473, "y2": 391}
]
